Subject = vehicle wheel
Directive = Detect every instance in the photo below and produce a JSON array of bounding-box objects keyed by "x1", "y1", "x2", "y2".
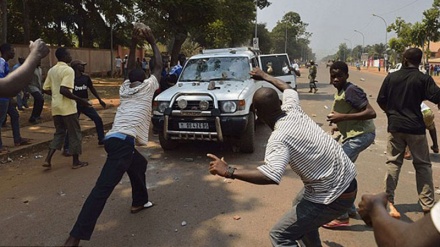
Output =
[
  {"x1": 239, "y1": 112, "x2": 255, "y2": 153},
  {"x1": 159, "y1": 132, "x2": 178, "y2": 150}
]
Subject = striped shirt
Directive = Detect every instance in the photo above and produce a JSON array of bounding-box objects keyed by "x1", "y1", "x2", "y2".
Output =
[
  {"x1": 106, "y1": 75, "x2": 159, "y2": 146},
  {"x1": 257, "y1": 89, "x2": 356, "y2": 205}
]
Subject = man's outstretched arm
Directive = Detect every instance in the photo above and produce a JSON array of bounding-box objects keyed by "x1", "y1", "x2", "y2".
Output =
[{"x1": 358, "y1": 193, "x2": 440, "y2": 247}]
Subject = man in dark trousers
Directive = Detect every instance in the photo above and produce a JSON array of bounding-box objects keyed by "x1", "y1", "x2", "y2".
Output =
[
  {"x1": 63, "y1": 23, "x2": 162, "y2": 247},
  {"x1": 62, "y1": 59, "x2": 106, "y2": 156},
  {"x1": 377, "y1": 47, "x2": 440, "y2": 219}
]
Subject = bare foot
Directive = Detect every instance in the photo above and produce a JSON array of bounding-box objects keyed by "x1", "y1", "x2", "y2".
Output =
[
  {"x1": 388, "y1": 202, "x2": 401, "y2": 219},
  {"x1": 63, "y1": 236, "x2": 80, "y2": 246}
]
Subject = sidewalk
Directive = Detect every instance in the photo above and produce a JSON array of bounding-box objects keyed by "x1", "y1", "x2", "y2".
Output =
[{"x1": 0, "y1": 107, "x2": 117, "y2": 163}]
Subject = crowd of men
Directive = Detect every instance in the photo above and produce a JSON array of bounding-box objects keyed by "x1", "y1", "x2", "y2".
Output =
[{"x1": 0, "y1": 24, "x2": 439, "y2": 246}]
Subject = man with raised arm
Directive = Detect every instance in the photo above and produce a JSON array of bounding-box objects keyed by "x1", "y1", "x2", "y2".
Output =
[{"x1": 63, "y1": 23, "x2": 162, "y2": 247}]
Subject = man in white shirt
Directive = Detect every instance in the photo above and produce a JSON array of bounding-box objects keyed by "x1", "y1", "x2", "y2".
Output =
[
  {"x1": 113, "y1": 56, "x2": 122, "y2": 78},
  {"x1": 63, "y1": 23, "x2": 163, "y2": 247},
  {"x1": 208, "y1": 67, "x2": 357, "y2": 246}
]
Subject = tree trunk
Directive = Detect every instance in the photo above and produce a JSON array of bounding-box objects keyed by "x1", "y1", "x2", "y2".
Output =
[
  {"x1": 22, "y1": 0, "x2": 30, "y2": 43},
  {"x1": 170, "y1": 33, "x2": 187, "y2": 66},
  {"x1": 0, "y1": 0, "x2": 7, "y2": 43}
]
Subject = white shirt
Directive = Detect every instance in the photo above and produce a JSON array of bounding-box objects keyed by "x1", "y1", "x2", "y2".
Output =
[
  {"x1": 106, "y1": 75, "x2": 159, "y2": 145},
  {"x1": 291, "y1": 62, "x2": 300, "y2": 84},
  {"x1": 257, "y1": 89, "x2": 356, "y2": 205}
]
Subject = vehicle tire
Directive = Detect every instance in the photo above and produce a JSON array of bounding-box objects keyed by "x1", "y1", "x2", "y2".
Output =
[
  {"x1": 159, "y1": 132, "x2": 178, "y2": 150},
  {"x1": 239, "y1": 112, "x2": 255, "y2": 153}
]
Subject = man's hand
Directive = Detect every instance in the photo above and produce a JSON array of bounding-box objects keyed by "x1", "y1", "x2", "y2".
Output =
[
  {"x1": 327, "y1": 111, "x2": 345, "y2": 124},
  {"x1": 249, "y1": 67, "x2": 266, "y2": 80},
  {"x1": 29, "y1": 39, "x2": 49, "y2": 59},
  {"x1": 133, "y1": 23, "x2": 155, "y2": 44},
  {"x1": 358, "y1": 193, "x2": 388, "y2": 227},
  {"x1": 207, "y1": 153, "x2": 228, "y2": 177},
  {"x1": 330, "y1": 126, "x2": 339, "y2": 135},
  {"x1": 99, "y1": 99, "x2": 107, "y2": 108},
  {"x1": 78, "y1": 98, "x2": 92, "y2": 107}
]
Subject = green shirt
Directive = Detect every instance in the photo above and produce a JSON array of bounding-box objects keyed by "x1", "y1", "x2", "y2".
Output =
[{"x1": 332, "y1": 83, "x2": 375, "y2": 142}]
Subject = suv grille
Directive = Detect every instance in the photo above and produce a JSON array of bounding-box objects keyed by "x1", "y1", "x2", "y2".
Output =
[{"x1": 172, "y1": 100, "x2": 214, "y2": 111}]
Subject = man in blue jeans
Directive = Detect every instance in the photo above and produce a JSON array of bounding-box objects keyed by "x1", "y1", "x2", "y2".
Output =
[
  {"x1": 208, "y1": 66, "x2": 357, "y2": 247},
  {"x1": 62, "y1": 59, "x2": 106, "y2": 156},
  {"x1": 324, "y1": 61, "x2": 376, "y2": 227},
  {"x1": 63, "y1": 23, "x2": 162, "y2": 247},
  {"x1": 0, "y1": 43, "x2": 31, "y2": 154}
]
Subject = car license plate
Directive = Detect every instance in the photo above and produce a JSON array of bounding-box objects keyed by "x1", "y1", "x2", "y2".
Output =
[{"x1": 178, "y1": 122, "x2": 209, "y2": 129}]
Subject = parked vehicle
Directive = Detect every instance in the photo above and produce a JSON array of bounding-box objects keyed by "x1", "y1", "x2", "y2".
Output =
[
  {"x1": 388, "y1": 63, "x2": 427, "y2": 74},
  {"x1": 152, "y1": 47, "x2": 296, "y2": 153}
]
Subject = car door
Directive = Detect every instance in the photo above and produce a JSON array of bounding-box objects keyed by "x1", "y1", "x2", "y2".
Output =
[{"x1": 256, "y1": 54, "x2": 296, "y2": 99}]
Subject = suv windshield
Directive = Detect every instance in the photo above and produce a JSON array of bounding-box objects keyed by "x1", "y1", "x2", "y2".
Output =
[{"x1": 180, "y1": 57, "x2": 251, "y2": 82}]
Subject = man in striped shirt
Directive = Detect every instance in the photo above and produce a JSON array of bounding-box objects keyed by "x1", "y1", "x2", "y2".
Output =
[
  {"x1": 208, "y1": 67, "x2": 357, "y2": 246},
  {"x1": 64, "y1": 23, "x2": 162, "y2": 247}
]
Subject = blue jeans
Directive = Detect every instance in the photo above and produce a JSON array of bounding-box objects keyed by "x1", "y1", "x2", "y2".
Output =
[
  {"x1": 64, "y1": 105, "x2": 104, "y2": 150},
  {"x1": 341, "y1": 132, "x2": 375, "y2": 163},
  {"x1": 269, "y1": 179, "x2": 357, "y2": 246},
  {"x1": 0, "y1": 99, "x2": 22, "y2": 144},
  {"x1": 70, "y1": 136, "x2": 149, "y2": 240}
]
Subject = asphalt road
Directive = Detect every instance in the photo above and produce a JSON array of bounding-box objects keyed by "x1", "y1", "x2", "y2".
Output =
[{"x1": 0, "y1": 64, "x2": 438, "y2": 247}]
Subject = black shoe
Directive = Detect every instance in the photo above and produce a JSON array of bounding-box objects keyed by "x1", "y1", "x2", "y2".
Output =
[{"x1": 98, "y1": 140, "x2": 105, "y2": 145}]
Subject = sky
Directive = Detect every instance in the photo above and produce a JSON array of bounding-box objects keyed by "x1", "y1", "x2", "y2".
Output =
[{"x1": 257, "y1": 0, "x2": 435, "y2": 60}]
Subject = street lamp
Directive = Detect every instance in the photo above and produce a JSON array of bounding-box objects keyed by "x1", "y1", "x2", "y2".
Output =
[
  {"x1": 373, "y1": 14, "x2": 388, "y2": 70},
  {"x1": 354, "y1": 29, "x2": 365, "y2": 60}
]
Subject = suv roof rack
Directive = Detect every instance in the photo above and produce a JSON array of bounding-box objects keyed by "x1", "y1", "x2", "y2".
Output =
[{"x1": 202, "y1": 47, "x2": 260, "y2": 56}]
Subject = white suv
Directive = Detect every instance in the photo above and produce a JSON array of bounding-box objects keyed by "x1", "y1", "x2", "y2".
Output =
[{"x1": 152, "y1": 47, "x2": 296, "y2": 153}]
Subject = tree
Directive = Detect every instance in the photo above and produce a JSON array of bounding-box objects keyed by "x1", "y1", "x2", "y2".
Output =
[
  {"x1": 251, "y1": 23, "x2": 272, "y2": 54},
  {"x1": 270, "y1": 11, "x2": 310, "y2": 59}
]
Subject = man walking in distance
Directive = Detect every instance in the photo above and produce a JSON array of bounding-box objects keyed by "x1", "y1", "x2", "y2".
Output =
[
  {"x1": 114, "y1": 55, "x2": 122, "y2": 78},
  {"x1": 28, "y1": 60, "x2": 44, "y2": 124},
  {"x1": 42, "y1": 47, "x2": 89, "y2": 169},
  {"x1": 63, "y1": 23, "x2": 162, "y2": 247},
  {"x1": 377, "y1": 47, "x2": 440, "y2": 219},
  {"x1": 308, "y1": 60, "x2": 318, "y2": 93},
  {"x1": 208, "y1": 67, "x2": 357, "y2": 247},
  {"x1": 323, "y1": 61, "x2": 376, "y2": 228},
  {"x1": 62, "y1": 59, "x2": 106, "y2": 156}
]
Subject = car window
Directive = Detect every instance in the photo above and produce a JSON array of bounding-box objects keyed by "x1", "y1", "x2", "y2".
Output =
[
  {"x1": 259, "y1": 54, "x2": 291, "y2": 77},
  {"x1": 180, "y1": 57, "x2": 251, "y2": 81}
]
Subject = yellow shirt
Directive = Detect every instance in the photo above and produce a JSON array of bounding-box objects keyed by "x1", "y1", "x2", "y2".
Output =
[{"x1": 43, "y1": 62, "x2": 77, "y2": 116}]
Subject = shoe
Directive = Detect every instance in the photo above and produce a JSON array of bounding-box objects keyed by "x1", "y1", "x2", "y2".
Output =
[
  {"x1": 131, "y1": 201, "x2": 154, "y2": 214},
  {"x1": 431, "y1": 146, "x2": 439, "y2": 153},
  {"x1": 72, "y1": 161, "x2": 89, "y2": 169},
  {"x1": 314, "y1": 89, "x2": 318, "y2": 94},
  {"x1": 323, "y1": 219, "x2": 350, "y2": 228},
  {"x1": 15, "y1": 138, "x2": 31, "y2": 146},
  {"x1": 98, "y1": 140, "x2": 105, "y2": 145},
  {"x1": 308, "y1": 90, "x2": 312, "y2": 93}
]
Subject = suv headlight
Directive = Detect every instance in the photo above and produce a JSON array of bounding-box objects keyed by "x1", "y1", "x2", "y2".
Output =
[
  {"x1": 153, "y1": 101, "x2": 170, "y2": 113},
  {"x1": 220, "y1": 100, "x2": 245, "y2": 113}
]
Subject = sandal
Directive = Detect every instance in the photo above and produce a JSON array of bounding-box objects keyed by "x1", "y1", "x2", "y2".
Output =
[
  {"x1": 323, "y1": 219, "x2": 350, "y2": 228},
  {"x1": 0, "y1": 147, "x2": 9, "y2": 154},
  {"x1": 431, "y1": 146, "x2": 439, "y2": 153},
  {"x1": 15, "y1": 138, "x2": 31, "y2": 147},
  {"x1": 72, "y1": 161, "x2": 88, "y2": 169},
  {"x1": 131, "y1": 201, "x2": 154, "y2": 214}
]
